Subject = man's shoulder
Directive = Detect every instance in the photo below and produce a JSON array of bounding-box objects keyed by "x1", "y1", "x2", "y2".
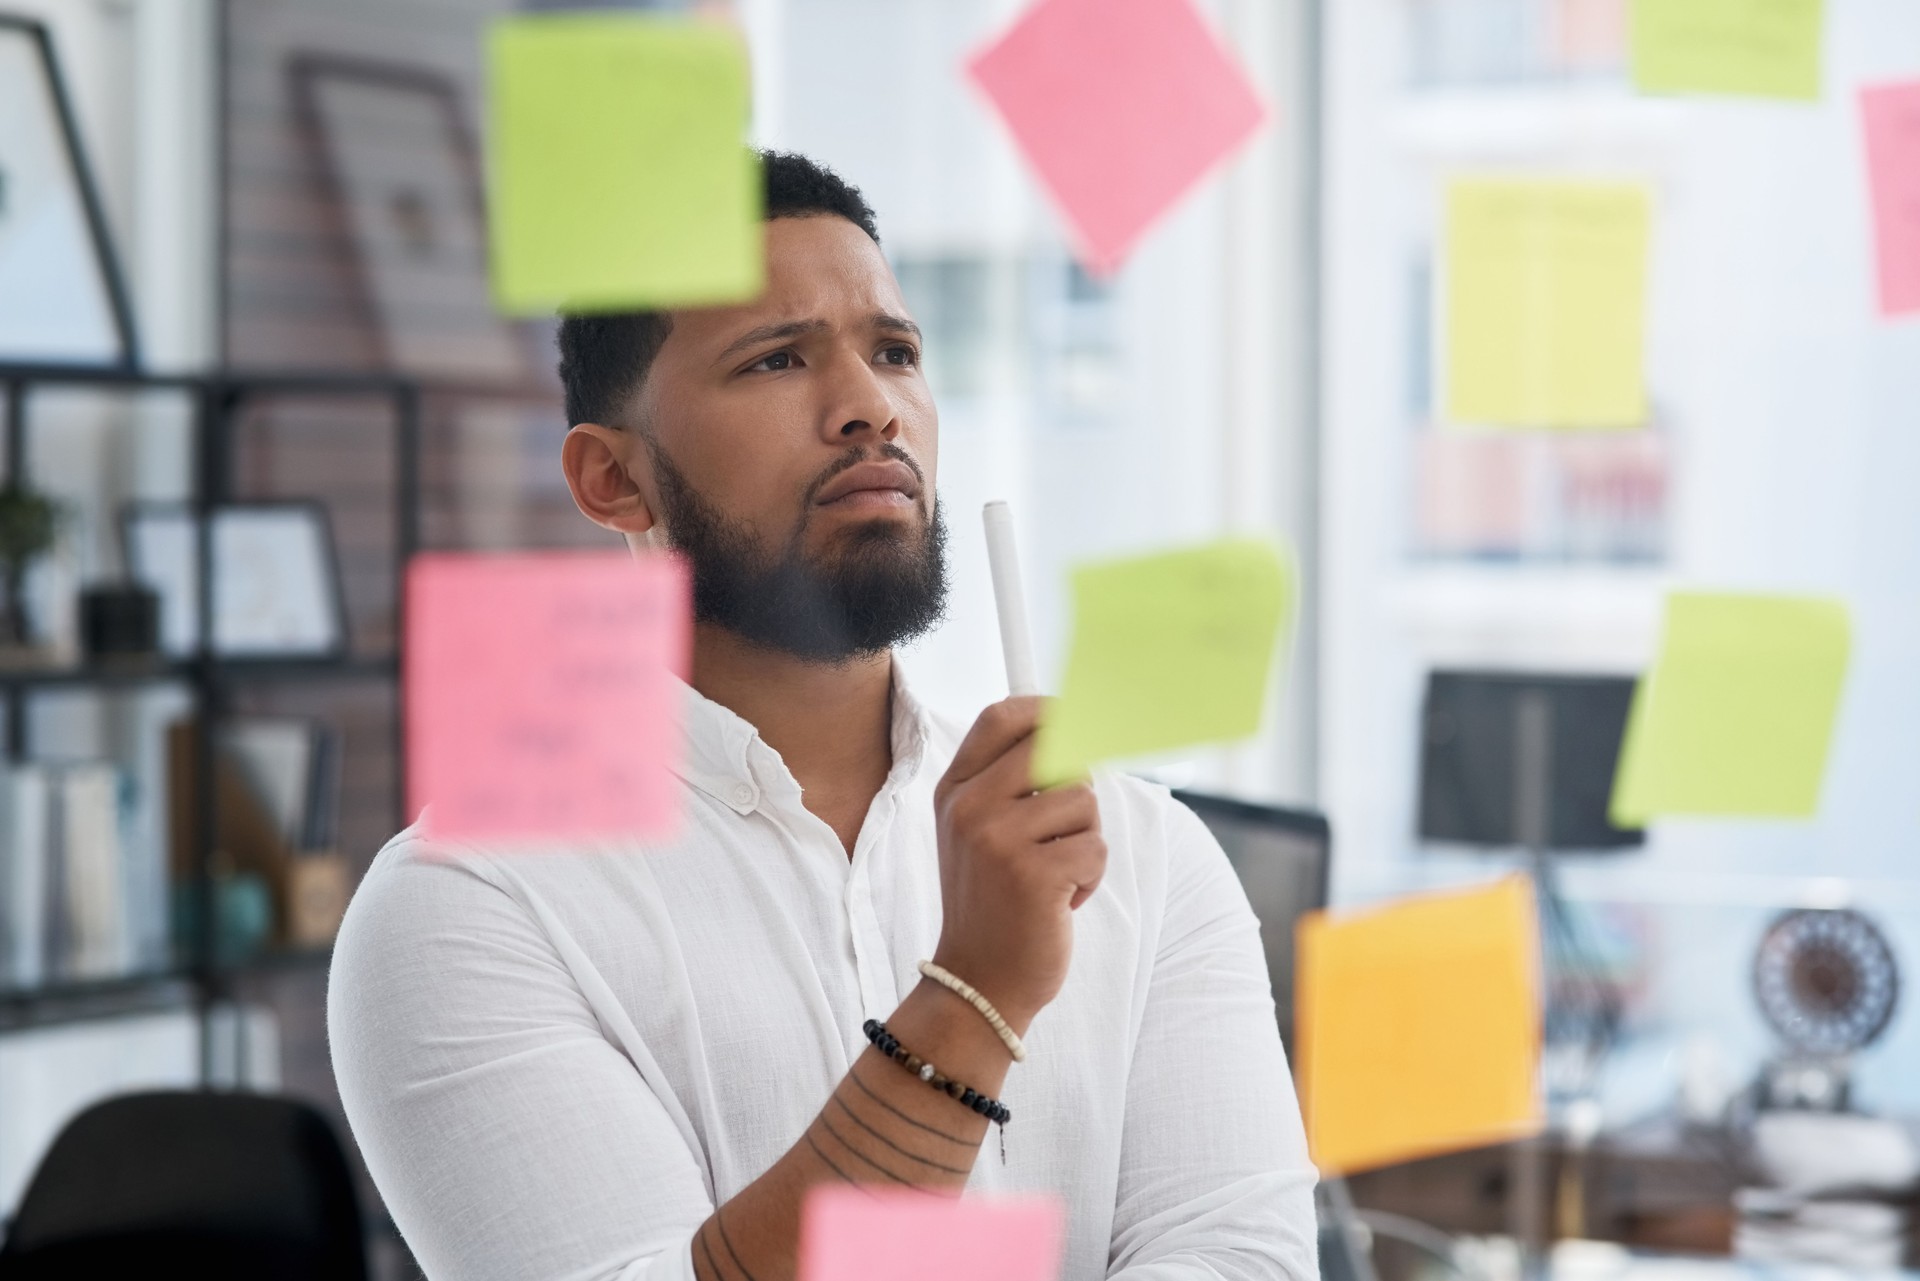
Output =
[
  {"x1": 353, "y1": 821, "x2": 508, "y2": 898},
  {"x1": 1093, "y1": 772, "x2": 1219, "y2": 870}
]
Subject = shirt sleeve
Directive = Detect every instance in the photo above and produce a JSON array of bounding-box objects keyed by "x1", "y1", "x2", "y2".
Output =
[
  {"x1": 328, "y1": 840, "x2": 708, "y2": 1281},
  {"x1": 1105, "y1": 797, "x2": 1321, "y2": 1280}
]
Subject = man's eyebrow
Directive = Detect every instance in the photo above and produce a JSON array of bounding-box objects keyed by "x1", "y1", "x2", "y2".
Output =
[
  {"x1": 713, "y1": 318, "x2": 831, "y2": 363},
  {"x1": 873, "y1": 313, "x2": 923, "y2": 341}
]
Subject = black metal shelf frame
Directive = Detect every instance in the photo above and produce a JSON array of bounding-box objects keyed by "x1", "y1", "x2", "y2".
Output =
[{"x1": 0, "y1": 363, "x2": 420, "y2": 1078}]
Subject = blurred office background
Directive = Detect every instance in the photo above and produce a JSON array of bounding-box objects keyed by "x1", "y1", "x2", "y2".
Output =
[{"x1": 1, "y1": 0, "x2": 1917, "y2": 1276}]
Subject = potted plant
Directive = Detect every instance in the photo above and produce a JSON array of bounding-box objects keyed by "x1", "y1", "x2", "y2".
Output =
[{"x1": 0, "y1": 483, "x2": 61, "y2": 655}]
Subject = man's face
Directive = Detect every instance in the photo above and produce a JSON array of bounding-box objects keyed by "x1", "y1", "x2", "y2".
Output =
[{"x1": 626, "y1": 215, "x2": 947, "y2": 662}]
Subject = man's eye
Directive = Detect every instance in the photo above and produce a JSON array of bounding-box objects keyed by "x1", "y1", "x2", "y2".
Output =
[
  {"x1": 879, "y1": 345, "x2": 919, "y2": 366},
  {"x1": 749, "y1": 351, "x2": 795, "y2": 372}
]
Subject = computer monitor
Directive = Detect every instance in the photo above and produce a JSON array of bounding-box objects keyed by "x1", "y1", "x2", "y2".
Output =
[
  {"x1": 1172, "y1": 791, "x2": 1330, "y2": 1057},
  {"x1": 1417, "y1": 670, "x2": 1644, "y2": 853}
]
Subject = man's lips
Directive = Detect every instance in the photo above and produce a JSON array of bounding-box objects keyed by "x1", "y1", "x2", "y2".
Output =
[{"x1": 813, "y1": 460, "x2": 921, "y2": 507}]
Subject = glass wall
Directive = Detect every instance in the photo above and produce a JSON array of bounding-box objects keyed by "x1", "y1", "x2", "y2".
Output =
[{"x1": 1321, "y1": 0, "x2": 1920, "y2": 1118}]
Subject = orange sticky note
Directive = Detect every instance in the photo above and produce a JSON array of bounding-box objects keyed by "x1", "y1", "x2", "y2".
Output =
[
  {"x1": 1862, "y1": 81, "x2": 1920, "y2": 317},
  {"x1": 798, "y1": 1188, "x2": 1064, "y2": 1281},
  {"x1": 966, "y1": 0, "x2": 1266, "y2": 275},
  {"x1": 405, "y1": 551, "x2": 690, "y2": 844},
  {"x1": 1296, "y1": 877, "x2": 1543, "y2": 1175}
]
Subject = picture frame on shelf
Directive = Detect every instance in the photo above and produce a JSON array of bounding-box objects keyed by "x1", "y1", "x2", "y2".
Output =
[
  {"x1": 289, "y1": 52, "x2": 532, "y2": 386},
  {"x1": 0, "y1": 15, "x2": 139, "y2": 368},
  {"x1": 121, "y1": 502, "x2": 348, "y2": 660}
]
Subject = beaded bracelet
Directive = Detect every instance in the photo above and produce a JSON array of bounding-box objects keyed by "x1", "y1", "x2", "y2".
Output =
[
  {"x1": 862, "y1": 1019, "x2": 1011, "y2": 1125},
  {"x1": 917, "y1": 960, "x2": 1027, "y2": 1063},
  {"x1": 861, "y1": 1016, "x2": 1013, "y2": 1165}
]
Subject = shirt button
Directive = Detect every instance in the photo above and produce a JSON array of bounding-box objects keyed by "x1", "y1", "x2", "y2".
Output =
[{"x1": 732, "y1": 783, "x2": 756, "y2": 808}]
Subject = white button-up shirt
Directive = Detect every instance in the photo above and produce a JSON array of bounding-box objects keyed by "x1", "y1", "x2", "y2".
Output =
[{"x1": 329, "y1": 674, "x2": 1319, "y2": 1281}]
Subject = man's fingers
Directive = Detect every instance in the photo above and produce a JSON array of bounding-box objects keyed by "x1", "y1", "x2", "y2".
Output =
[
  {"x1": 970, "y1": 730, "x2": 1042, "y2": 802},
  {"x1": 1011, "y1": 781, "x2": 1100, "y2": 844},
  {"x1": 1052, "y1": 831, "x2": 1107, "y2": 908},
  {"x1": 940, "y1": 697, "x2": 1045, "y2": 789}
]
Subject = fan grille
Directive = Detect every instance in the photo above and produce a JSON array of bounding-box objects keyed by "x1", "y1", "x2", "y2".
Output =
[{"x1": 1752, "y1": 908, "x2": 1899, "y2": 1057}]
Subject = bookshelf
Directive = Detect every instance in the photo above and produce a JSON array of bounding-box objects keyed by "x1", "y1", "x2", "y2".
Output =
[{"x1": 0, "y1": 362, "x2": 419, "y2": 1077}]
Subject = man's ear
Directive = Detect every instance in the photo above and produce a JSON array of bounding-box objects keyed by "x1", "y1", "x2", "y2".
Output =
[{"x1": 562, "y1": 423, "x2": 657, "y2": 537}]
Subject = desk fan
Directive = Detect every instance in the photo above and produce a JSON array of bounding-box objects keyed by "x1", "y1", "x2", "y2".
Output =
[{"x1": 1751, "y1": 908, "x2": 1899, "y2": 1111}]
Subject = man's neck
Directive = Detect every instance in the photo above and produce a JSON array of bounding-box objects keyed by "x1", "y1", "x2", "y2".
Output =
[{"x1": 689, "y1": 624, "x2": 894, "y2": 856}]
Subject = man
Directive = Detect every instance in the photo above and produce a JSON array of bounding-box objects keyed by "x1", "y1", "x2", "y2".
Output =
[{"x1": 330, "y1": 152, "x2": 1317, "y2": 1281}]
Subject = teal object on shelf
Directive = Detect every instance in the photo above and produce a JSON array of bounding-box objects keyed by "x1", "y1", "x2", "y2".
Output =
[{"x1": 171, "y1": 874, "x2": 272, "y2": 964}]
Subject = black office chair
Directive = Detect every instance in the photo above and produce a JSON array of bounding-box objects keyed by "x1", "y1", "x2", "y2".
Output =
[{"x1": 0, "y1": 1090, "x2": 368, "y2": 1280}]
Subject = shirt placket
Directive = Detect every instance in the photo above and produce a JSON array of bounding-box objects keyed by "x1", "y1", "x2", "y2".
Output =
[{"x1": 845, "y1": 789, "x2": 901, "y2": 1029}]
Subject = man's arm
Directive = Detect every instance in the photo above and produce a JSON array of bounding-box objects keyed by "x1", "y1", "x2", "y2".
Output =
[
  {"x1": 330, "y1": 847, "x2": 719, "y2": 1280},
  {"x1": 688, "y1": 696, "x2": 1105, "y2": 1280},
  {"x1": 1105, "y1": 795, "x2": 1319, "y2": 1280}
]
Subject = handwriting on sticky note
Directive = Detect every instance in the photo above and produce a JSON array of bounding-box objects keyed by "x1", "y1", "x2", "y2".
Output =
[
  {"x1": 799, "y1": 1188, "x2": 1065, "y2": 1281},
  {"x1": 1629, "y1": 0, "x2": 1824, "y2": 101},
  {"x1": 1862, "y1": 81, "x2": 1920, "y2": 318},
  {"x1": 406, "y1": 552, "x2": 690, "y2": 844},
  {"x1": 1444, "y1": 179, "x2": 1652, "y2": 430},
  {"x1": 485, "y1": 14, "x2": 761, "y2": 315},
  {"x1": 1031, "y1": 539, "x2": 1291, "y2": 786},
  {"x1": 1609, "y1": 592, "x2": 1850, "y2": 824},
  {"x1": 965, "y1": 0, "x2": 1265, "y2": 276},
  {"x1": 1296, "y1": 876, "x2": 1543, "y2": 1176}
]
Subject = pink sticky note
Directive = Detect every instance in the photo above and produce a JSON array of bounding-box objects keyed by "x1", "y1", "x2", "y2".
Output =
[
  {"x1": 405, "y1": 551, "x2": 690, "y2": 844},
  {"x1": 1862, "y1": 81, "x2": 1920, "y2": 317},
  {"x1": 966, "y1": 0, "x2": 1267, "y2": 276},
  {"x1": 798, "y1": 1188, "x2": 1065, "y2": 1281}
]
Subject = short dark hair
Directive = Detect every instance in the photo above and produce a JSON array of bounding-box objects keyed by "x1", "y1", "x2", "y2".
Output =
[{"x1": 556, "y1": 151, "x2": 881, "y2": 427}]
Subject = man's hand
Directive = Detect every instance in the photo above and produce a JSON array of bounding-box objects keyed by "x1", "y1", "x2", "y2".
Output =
[{"x1": 930, "y1": 696, "x2": 1107, "y2": 1034}]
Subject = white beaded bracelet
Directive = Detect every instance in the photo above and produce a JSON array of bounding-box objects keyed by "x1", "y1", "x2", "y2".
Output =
[{"x1": 917, "y1": 959, "x2": 1027, "y2": 1063}]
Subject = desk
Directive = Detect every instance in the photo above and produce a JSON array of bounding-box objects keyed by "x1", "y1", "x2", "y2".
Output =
[
  {"x1": 1346, "y1": 1119, "x2": 1920, "y2": 1270},
  {"x1": 1348, "y1": 1123, "x2": 1742, "y2": 1255},
  {"x1": 1545, "y1": 1242, "x2": 1920, "y2": 1281}
]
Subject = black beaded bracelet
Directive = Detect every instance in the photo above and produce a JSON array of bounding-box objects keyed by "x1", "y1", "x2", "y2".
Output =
[{"x1": 862, "y1": 1018, "x2": 1012, "y2": 1126}]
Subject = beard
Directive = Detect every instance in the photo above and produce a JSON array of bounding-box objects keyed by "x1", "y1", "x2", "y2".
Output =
[{"x1": 645, "y1": 438, "x2": 949, "y2": 664}]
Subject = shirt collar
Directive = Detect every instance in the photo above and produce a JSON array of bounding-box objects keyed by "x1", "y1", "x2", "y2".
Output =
[{"x1": 672, "y1": 659, "x2": 931, "y2": 815}]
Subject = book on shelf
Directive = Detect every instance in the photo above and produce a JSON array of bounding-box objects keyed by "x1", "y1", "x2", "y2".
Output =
[
  {"x1": 0, "y1": 761, "x2": 159, "y2": 990},
  {"x1": 0, "y1": 767, "x2": 51, "y2": 990},
  {"x1": 220, "y1": 718, "x2": 335, "y2": 851},
  {"x1": 58, "y1": 764, "x2": 130, "y2": 981}
]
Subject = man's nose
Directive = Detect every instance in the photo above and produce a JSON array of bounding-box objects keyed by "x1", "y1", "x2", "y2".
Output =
[{"x1": 820, "y1": 349, "x2": 900, "y2": 444}]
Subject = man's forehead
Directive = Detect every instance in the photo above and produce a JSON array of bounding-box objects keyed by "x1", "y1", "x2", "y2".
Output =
[{"x1": 674, "y1": 216, "x2": 906, "y2": 345}]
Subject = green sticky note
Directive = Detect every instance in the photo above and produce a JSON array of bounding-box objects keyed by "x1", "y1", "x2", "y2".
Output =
[
  {"x1": 486, "y1": 15, "x2": 762, "y2": 315},
  {"x1": 1444, "y1": 179, "x2": 1652, "y2": 430},
  {"x1": 1609, "y1": 593, "x2": 1851, "y2": 824},
  {"x1": 1032, "y1": 540, "x2": 1292, "y2": 787},
  {"x1": 1630, "y1": 0, "x2": 1825, "y2": 101}
]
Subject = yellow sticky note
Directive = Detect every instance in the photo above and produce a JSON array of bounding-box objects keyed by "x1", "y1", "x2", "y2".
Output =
[
  {"x1": 1296, "y1": 877, "x2": 1543, "y2": 1177},
  {"x1": 1610, "y1": 592, "x2": 1851, "y2": 824},
  {"x1": 486, "y1": 15, "x2": 763, "y2": 315},
  {"x1": 1032, "y1": 540, "x2": 1291, "y2": 787},
  {"x1": 1444, "y1": 179, "x2": 1651, "y2": 430},
  {"x1": 1630, "y1": 0, "x2": 1824, "y2": 101}
]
